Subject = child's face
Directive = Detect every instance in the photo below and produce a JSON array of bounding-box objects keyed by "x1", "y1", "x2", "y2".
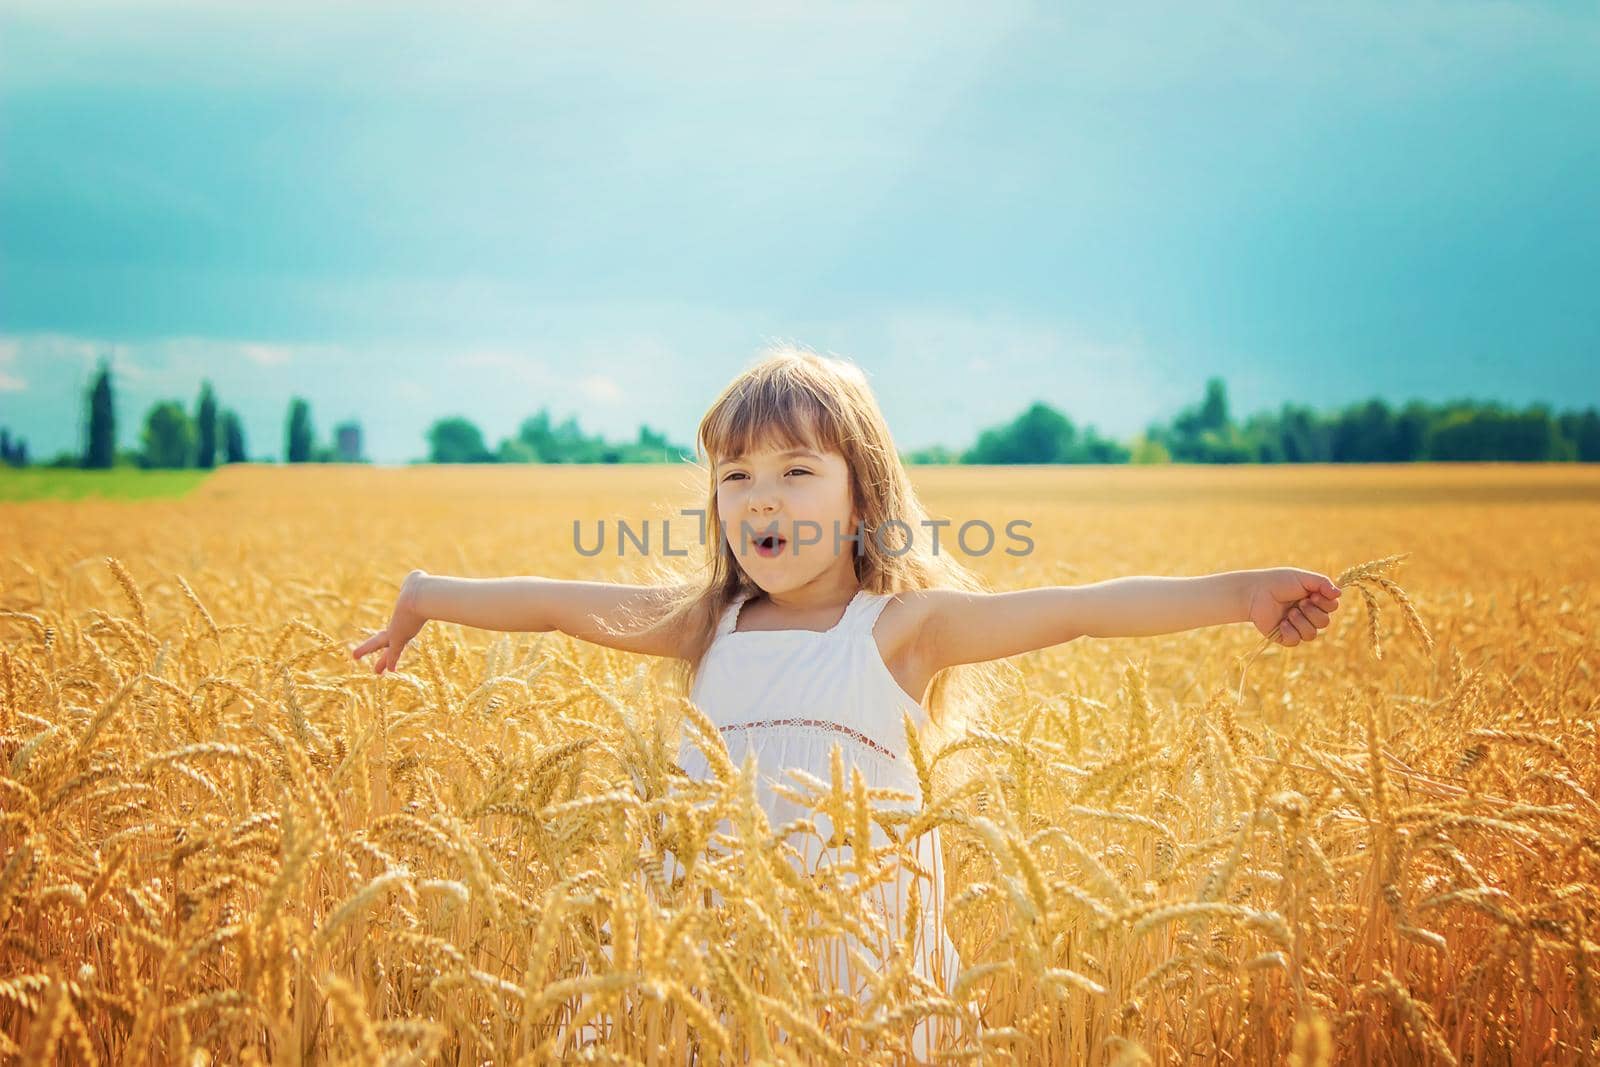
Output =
[{"x1": 714, "y1": 440, "x2": 859, "y2": 587}]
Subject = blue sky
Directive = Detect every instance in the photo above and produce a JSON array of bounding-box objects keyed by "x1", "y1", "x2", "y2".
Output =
[{"x1": 2, "y1": 0, "x2": 1597, "y2": 464}]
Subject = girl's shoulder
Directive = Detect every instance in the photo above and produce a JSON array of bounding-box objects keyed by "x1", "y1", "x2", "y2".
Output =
[
  {"x1": 867, "y1": 589, "x2": 957, "y2": 714},
  {"x1": 870, "y1": 589, "x2": 942, "y2": 660},
  {"x1": 872, "y1": 586, "x2": 996, "y2": 654}
]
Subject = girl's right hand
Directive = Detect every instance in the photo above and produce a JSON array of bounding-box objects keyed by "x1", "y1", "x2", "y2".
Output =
[{"x1": 351, "y1": 568, "x2": 430, "y2": 674}]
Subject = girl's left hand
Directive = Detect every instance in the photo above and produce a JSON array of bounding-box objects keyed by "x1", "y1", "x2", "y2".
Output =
[
  {"x1": 1246, "y1": 568, "x2": 1342, "y2": 646},
  {"x1": 352, "y1": 568, "x2": 430, "y2": 674}
]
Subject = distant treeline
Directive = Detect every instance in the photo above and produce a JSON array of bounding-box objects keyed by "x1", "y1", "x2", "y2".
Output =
[
  {"x1": 2, "y1": 362, "x2": 1596, "y2": 471},
  {"x1": 2, "y1": 358, "x2": 692, "y2": 469},
  {"x1": 11, "y1": 360, "x2": 364, "y2": 469},
  {"x1": 425, "y1": 412, "x2": 691, "y2": 465},
  {"x1": 903, "y1": 378, "x2": 1600, "y2": 465}
]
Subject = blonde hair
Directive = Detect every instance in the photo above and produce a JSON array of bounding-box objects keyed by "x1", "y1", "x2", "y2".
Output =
[{"x1": 618, "y1": 342, "x2": 1017, "y2": 745}]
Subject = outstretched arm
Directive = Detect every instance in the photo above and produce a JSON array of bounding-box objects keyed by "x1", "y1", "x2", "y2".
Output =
[
  {"x1": 351, "y1": 570, "x2": 692, "y2": 673},
  {"x1": 909, "y1": 568, "x2": 1342, "y2": 672}
]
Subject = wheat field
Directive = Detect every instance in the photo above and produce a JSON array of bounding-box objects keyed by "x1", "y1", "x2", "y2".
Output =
[{"x1": 2, "y1": 462, "x2": 1597, "y2": 1065}]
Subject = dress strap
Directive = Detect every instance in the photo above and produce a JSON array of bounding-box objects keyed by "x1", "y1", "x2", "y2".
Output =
[
  {"x1": 715, "y1": 592, "x2": 755, "y2": 636},
  {"x1": 839, "y1": 589, "x2": 894, "y2": 637}
]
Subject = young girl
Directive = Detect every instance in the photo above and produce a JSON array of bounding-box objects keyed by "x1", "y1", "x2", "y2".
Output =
[{"x1": 350, "y1": 345, "x2": 1342, "y2": 1057}]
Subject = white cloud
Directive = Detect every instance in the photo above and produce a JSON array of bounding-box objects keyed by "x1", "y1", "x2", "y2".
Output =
[
  {"x1": 448, "y1": 349, "x2": 551, "y2": 389},
  {"x1": 239, "y1": 343, "x2": 293, "y2": 366},
  {"x1": 445, "y1": 337, "x2": 682, "y2": 409},
  {"x1": 145, "y1": 336, "x2": 340, "y2": 370},
  {"x1": 0, "y1": 339, "x2": 23, "y2": 388},
  {"x1": 8, "y1": 1, "x2": 1592, "y2": 114},
  {"x1": 873, "y1": 306, "x2": 1188, "y2": 439},
  {"x1": 0, "y1": 0, "x2": 1033, "y2": 97},
  {"x1": 0, "y1": 333, "x2": 137, "y2": 376},
  {"x1": 0, "y1": 332, "x2": 347, "y2": 399},
  {"x1": 579, "y1": 375, "x2": 622, "y2": 403}
]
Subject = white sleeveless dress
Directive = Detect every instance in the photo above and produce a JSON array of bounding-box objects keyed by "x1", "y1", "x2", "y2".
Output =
[{"x1": 674, "y1": 587, "x2": 962, "y2": 1056}]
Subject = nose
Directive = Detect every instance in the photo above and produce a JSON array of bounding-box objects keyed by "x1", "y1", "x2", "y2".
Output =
[
  {"x1": 745, "y1": 494, "x2": 782, "y2": 539},
  {"x1": 746, "y1": 481, "x2": 780, "y2": 513}
]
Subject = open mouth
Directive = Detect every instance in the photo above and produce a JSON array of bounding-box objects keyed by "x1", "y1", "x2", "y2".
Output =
[{"x1": 754, "y1": 533, "x2": 787, "y2": 557}]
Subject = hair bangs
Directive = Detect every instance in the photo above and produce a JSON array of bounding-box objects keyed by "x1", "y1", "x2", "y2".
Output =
[{"x1": 699, "y1": 370, "x2": 844, "y2": 466}]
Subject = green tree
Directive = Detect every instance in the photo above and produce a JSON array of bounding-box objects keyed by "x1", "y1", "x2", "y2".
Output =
[
  {"x1": 554, "y1": 415, "x2": 602, "y2": 462},
  {"x1": 1330, "y1": 399, "x2": 1399, "y2": 462},
  {"x1": 83, "y1": 357, "x2": 117, "y2": 469},
  {"x1": 285, "y1": 398, "x2": 314, "y2": 463},
  {"x1": 141, "y1": 401, "x2": 195, "y2": 468},
  {"x1": 517, "y1": 410, "x2": 558, "y2": 461},
  {"x1": 497, "y1": 438, "x2": 538, "y2": 463},
  {"x1": 1425, "y1": 406, "x2": 1563, "y2": 461},
  {"x1": 1128, "y1": 433, "x2": 1171, "y2": 464},
  {"x1": 1558, "y1": 407, "x2": 1600, "y2": 461},
  {"x1": 903, "y1": 444, "x2": 960, "y2": 465},
  {"x1": 497, "y1": 409, "x2": 689, "y2": 464},
  {"x1": 1272, "y1": 404, "x2": 1331, "y2": 463},
  {"x1": 1387, "y1": 401, "x2": 1426, "y2": 461},
  {"x1": 633, "y1": 424, "x2": 676, "y2": 461},
  {"x1": 1073, "y1": 428, "x2": 1131, "y2": 463},
  {"x1": 964, "y1": 402, "x2": 1077, "y2": 463},
  {"x1": 959, "y1": 402, "x2": 1130, "y2": 464},
  {"x1": 0, "y1": 429, "x2": 29, "y2": 467},
  {"x1": 1196, "y1": 377, "x2": 1229, "y2": 431},
  {"x1": 221, "y1": 410, "x2": 248, "y2": 463},
  {"x1": 1163, "y1": 377, "x2": 1238, "y2": 461},
  {"x1": 427, "y1": 416, "x2": 494, "y2": 463},
  {"x1": 194, "y1": 380, "x2": 219, "y2": 469}
]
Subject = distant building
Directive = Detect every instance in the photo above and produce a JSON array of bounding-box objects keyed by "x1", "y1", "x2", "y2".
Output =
[
  {"x1": 0, "y1": 428, "x2": 26, "y2": 466},
  {"x1": 335, "y1": 421, "x2": 364, "y2": 463}
]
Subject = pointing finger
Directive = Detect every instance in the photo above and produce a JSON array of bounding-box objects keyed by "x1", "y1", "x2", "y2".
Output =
[{"x1": 352, "y1": 632, "x2": 388, "y2": 660}]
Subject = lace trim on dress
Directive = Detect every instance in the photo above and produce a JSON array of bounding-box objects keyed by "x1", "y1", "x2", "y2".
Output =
[{"x1": 719, "y1": 717, "x2": 897, "y2": 761}]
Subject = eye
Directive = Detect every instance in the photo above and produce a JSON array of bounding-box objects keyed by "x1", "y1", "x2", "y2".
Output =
[{"x1": 720, "y1": 468, "x2": 810, "y2": 482}]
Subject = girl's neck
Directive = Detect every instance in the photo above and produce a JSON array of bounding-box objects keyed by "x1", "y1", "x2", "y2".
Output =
[{"x1": 754, "y1": 568, "x2": 860, "y2": 615}]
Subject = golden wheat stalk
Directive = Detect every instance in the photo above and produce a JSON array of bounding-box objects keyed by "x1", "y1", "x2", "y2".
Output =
[{"x1": 1235, "y1": 553, "x2": 1434, "y2": 701}]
